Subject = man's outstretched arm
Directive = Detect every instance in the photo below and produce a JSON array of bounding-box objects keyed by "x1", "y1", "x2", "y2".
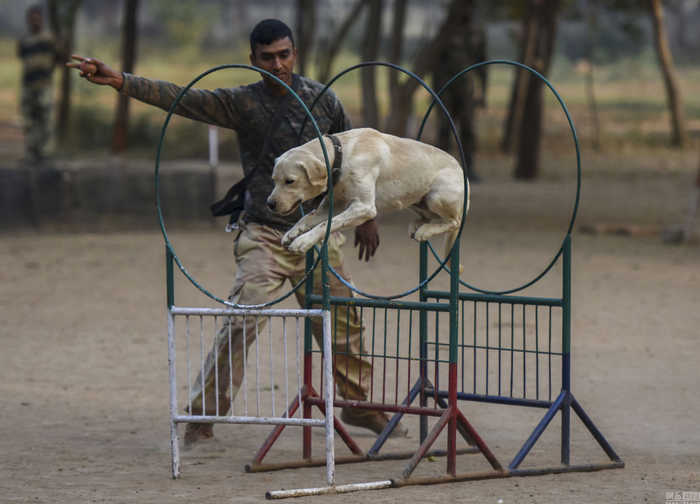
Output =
[{"x1": 66, "y1": 55, "x2": 240, "y2": 129}]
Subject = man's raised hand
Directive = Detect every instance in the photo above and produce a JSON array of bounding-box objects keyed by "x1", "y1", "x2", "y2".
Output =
[{"x1": 66, "y1": 55, "x2": 124, "y2": 90}]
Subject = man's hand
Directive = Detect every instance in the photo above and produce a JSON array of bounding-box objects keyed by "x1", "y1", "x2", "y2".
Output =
[
  {"x1": 354, "y1": 219, "x2": 380, "y2": 262},
  {"x1": 66, "y1": 55, "x2": 124, "y2": 90}
]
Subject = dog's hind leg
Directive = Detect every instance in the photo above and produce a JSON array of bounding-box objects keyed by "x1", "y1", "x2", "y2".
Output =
[
  {"x1": 408, "y1": 206, "x2": 430, "y2": 239},
  {"x1": 412, "y1": 171, "x2": 467, "y2": 269},
  {"x1": 412, "y1": 172, "x2": 464, "y2": 242}
]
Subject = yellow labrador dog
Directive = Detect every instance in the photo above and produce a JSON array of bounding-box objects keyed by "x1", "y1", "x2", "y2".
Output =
[{"x1": 266, "y1": 128, "x2": 468, "y2": 258}]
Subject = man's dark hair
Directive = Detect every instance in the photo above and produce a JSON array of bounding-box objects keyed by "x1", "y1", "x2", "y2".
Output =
[
  {"x1": 27, "y1": 4, "x2": 42, "y2": 16},
  {"x1": 249, "y1": 19, "x2": 294, "y2": 54}
]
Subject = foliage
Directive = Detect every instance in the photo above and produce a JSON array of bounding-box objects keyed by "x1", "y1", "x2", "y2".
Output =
[{"x1": 148, "y1": 0, "x2": 215, "y2": 49}]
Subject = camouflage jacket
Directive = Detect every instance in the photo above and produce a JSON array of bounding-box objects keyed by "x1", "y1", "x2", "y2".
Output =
[
  {"x1": 17, "y1": 32, "x2": 56, "y2": 91},
  {"x1": 121, "y1": 72, "x2": 351, "y2": 229}
]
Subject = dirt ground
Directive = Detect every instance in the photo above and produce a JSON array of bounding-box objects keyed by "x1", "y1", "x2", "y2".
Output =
[{"x1": 1, "y1": 158, "x2": 699, "y2": 504}]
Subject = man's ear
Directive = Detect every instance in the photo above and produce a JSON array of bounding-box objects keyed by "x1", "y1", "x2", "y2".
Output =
[{"x1": 299, "y1": 159, "x2": 328, "y2": 188}]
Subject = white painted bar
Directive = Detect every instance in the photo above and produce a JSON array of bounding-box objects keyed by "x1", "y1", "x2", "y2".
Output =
[
  {"x1": 170, "y1": 306, "x2": 324, "y2": 318},
  {"x1": 266, "y1": 480, "x2": 393, "y2": 499},
  {"x1": 322, "y1": 310, "x2": 335, "y2": 487},
  {"x1": 173, "y1": 415, "x2": 325, "y2": 427}
]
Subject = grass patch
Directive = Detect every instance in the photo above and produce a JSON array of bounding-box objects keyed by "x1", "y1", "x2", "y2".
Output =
[{"x1": 1, "y1": 37, "x2": 699, "y2": 158}]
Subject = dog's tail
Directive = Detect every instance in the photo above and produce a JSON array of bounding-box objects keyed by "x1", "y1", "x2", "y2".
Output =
[{"x1": 444, "y1": 226, "x2": 464, "y2": 275}]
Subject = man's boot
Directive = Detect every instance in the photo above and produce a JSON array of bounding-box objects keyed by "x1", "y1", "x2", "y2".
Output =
[
  {"x1": 183, "y1": 422, "x2": 214, "y2": 448},
  {"x1": 340, "y1": 407, "x2": 408, "y2": 438}
]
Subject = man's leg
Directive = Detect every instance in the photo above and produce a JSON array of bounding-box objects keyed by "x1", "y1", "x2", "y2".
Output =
[
  {"x1": 292, "y1": 234, "x2": 407, "y2": 437},
  {"x1": 21, "y1": 89, "x2": 40, "y2": 162},
  {"x1": 184, "y1": 223, "x2": 288, "y2": 446},
  {"x1": 35, "y1": 87, "x2": 52, "y2": 160}
]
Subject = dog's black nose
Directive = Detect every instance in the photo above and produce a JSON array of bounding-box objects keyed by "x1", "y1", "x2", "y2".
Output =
[{"x1": 266, "y1": 199, "x2": 276, "y2": 211}]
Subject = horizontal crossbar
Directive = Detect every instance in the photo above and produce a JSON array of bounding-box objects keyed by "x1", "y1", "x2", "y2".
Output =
[
  {"x1": 424, "y1": 290, "x2": 564, "y2": 307},
  {"x1": 308, "y1": 294, "x2": 451, "y2": 311},
  {"x1": 306, "y1": 398, "x2": 446, "y2": 417},
  {"x1": 426, "y1": 389, "x2": 554, "y2": 408},
  {"x1": 173, "y1": 415, "x2": 325, "y2": 427},
  {"x1": 170, "y1": 306, "x2": 325, "y2": 318}
]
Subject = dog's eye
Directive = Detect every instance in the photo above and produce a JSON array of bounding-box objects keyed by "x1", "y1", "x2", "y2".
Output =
[{"x1": 285, "y1": 179, "x2": 295, "y2": 185}]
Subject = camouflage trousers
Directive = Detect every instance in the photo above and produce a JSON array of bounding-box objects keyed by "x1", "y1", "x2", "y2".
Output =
[
  {"x1": 188, "y1": 221, "x2": 372, "y2": 416},
  {"x1": 21, "y1": 87, "x2": 53, "y2": 162}
]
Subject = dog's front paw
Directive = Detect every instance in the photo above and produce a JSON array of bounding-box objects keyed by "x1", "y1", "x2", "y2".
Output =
[
  {"x1": 412, "y1": 228, "x2": 432, "y2": 242},
  {"x1": 408, "y1": 221, "x2": 421, "y2": 239},
  {"x1": 281, "y1": 230, "x2": 297, "y2": 247},
  {"x1": 287, "y1": 235, "x2": 316, "y2": 255}
]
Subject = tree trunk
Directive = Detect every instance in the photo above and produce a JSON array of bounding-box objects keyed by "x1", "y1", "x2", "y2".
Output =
[
  {"x1": 361, "y1": 0, "x2": 382, "y2": 128},
  {"x1": 386, "y1": 0, "x2": 407, "y2": 130},
  {"x1": 48, "y1": 0, "x2": 82, "y2": 146},
  {"x1": 649, "y1": 0, "x2": 686, "y2": 147},
  {"x1": 317, "y1": 0, "x2": 367, "y2": 84},
  {"x1": 385, "y1": 0, "x2": 462, "y2": 136},
  {"x1": 585, "y1": 0, "x2": 601, "y2": 151},
  {"x1": 112, "y1": 0, "x2": 139, "y2": 153},
  {"x1": 514, "y1": 0, "x2": 560, "y2": 180},
  {"x1": 501, "y1": 8, "x2": 539, "y2": 154},
  {"x1": 295, "y1": 0, "x2": 316, "y2": 78}
]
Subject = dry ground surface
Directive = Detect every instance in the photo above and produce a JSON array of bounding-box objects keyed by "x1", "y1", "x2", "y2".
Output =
[{"x1": 1, "y1": 151, "x2": 700, "y2": 504}]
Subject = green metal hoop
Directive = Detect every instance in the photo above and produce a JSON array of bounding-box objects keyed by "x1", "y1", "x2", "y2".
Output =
[
  {"x1": 418, "y1": 59, "x2": 582, "y2": 295},
  {"x1": 155, "y1": 64, "x2": 334, "y2": 308}
]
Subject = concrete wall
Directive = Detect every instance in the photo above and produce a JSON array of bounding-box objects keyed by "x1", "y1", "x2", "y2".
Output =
[{"x1": 0, "y1": 158, "x2": 241, "y2": 232}]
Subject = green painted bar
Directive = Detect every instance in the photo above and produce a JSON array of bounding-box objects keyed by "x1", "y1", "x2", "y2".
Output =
[
  {"x1": 166, "y1": 245, "x2": 174, "y2": 308},
  {"x1": 425, "y1": 290, "x2": 563, "y2": 307},
  {"x1": 449, "y1": 239, "x2": 459, "y2": 364},
  {"x1": 307, "y1": 294, "x2": 450, "y2": 312},
  {"x1": 304, "y1": 250, "x2": 315, "y2": 353},
  {"x1": 419, "y1": 241, "x2": 429, "y2": 443}
]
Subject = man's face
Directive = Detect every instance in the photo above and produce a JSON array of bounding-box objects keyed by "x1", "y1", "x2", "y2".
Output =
[
  {"x1": 27, "y1": 10, "x2": 43, "y2": 33},
  {"x1": 250, "y1": 37, "x2": 297, "y2": 91}
]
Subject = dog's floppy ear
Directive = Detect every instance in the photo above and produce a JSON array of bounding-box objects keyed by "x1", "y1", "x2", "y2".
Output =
[{"x1": 299, "y1": 159, "x2": 328, "y2": 188}]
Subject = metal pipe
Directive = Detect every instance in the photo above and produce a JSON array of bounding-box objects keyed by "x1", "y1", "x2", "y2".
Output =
[
  {"x1": 424, "y1": 290, "x2": 564, "y2": 307},
  {"x1": 265, "y1": 480, "x2": 393, "y2": 499},
  {"x1": 427, "y1": 389, "x2": 554, "y2": 408},
  {"x1": 322, "y1": 310, "x2": 335, "y2": 486},
  {"x1": 170, "y1": 306, "x2": 324, "y2": 318},
  {"x1": 247, "y1": 447, "x2": 480, "y2": 473},
  {"x1": 509, "y1": 390, "x2": 566, "y2": 470},
  {"x1": 173, "y1": 414, "x2": 324, "y2": 427},
  {"x1": 305, "y1": 398, "x2": 445, "y2": 417},
  {"x1": 308, "y1": 294, "x2": 450, "y2": 312},
  {"x1": 167, "y1": 308, "x2": 180, "y2": 479}
]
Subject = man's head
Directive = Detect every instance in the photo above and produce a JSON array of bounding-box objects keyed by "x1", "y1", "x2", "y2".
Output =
[
  {"x1": 249, "y1": 19, "x2": 296, "y2": 92},
  {"x1": 26, "y1": 5, "x2": 43, "y2": 34}
]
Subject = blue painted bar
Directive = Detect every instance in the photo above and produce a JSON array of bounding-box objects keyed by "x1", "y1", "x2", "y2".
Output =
[
  {"x1": 429, "y1": 389, "x2": 554, "y2": 409},
  {"x1": 509, "y1": 390, "x2": 567, "y2": 470},
  {"x1": 369, "y1": 379, "x2": 423, "y2": 456},
  {"x1": 571, "y1": 396, "x2": 622, "y2": 462}
]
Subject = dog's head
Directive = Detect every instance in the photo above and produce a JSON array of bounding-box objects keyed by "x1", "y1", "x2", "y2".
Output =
[{"x1": 266, "y1": 147, "x2": 328, "y2": 215}]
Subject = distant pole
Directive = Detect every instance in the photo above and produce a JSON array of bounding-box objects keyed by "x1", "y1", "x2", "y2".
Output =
[{"x1": 208, "y1": 126, "x2": 219, "y2": 168}]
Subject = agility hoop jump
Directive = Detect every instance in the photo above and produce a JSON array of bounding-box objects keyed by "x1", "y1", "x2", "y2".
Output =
[{"x1": 156, "y1": 60, "x2": 622, "y2": 498}]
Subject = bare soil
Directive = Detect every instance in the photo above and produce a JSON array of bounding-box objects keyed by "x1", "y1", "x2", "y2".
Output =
[{"x1": 1, "y1": 160, "x2": 699, "y2": 503}]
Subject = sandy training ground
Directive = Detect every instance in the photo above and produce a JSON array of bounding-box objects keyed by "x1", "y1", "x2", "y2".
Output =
[{"x1": 1, "y1": 165, "x2": 699, "y2": 503}]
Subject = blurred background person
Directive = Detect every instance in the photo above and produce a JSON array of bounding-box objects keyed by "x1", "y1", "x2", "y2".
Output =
[{"x1": 17, "y1": 4, "x2": 58, "y2": 164}]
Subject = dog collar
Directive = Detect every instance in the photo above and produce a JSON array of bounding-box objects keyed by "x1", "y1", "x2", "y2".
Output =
[{"x1": 325, "y1": 134, "x2": 343, "y2": 188}]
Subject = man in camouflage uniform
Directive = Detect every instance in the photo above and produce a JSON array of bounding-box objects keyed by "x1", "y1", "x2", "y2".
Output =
[
  {"x1": 18, "y1": 5, "x2": 57, "y2": 163},
  {"x1": 68, "y1": 19, "x2": 406, "y2": 446}
]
